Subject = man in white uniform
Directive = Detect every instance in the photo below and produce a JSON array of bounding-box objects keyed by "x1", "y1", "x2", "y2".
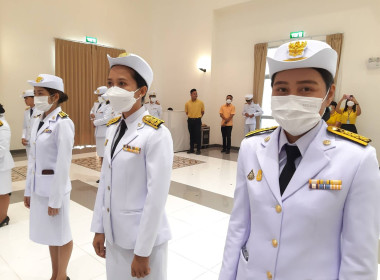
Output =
[
  {"x1": 144, "y1": 92, "x2": 162, "y2": 119},
  {"x1": 219, "y1": 40, "x2": 380, "y2": 280},
  {"x1": 242, "y1": 94, "x2": 263, "y2": 135},
  {"x1": 21, "y1": 90, "x2": 41, "y2": 158}
]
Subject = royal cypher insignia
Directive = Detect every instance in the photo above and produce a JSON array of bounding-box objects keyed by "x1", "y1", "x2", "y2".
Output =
[
  {"x1": 327, "y1": 126, "x2": 371, "y2": 146},
  {"x1": 245, "y1": 126, "x2": 278, "y2": 138},
  {"x1": 143, "y1": 115, "x2": 164, "y2": 129},
  {"x1": 107, "y1": 116, "x2": 121, "y2": 127}
]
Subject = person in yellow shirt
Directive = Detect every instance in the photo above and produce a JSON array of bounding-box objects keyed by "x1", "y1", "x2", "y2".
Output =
[
  {"x1": 336, "y1": 95, "x2": 361, "y2": 133},
  {"x1": 326, "y1": 101, "x2": 341, "y2": 127},
  {"x1": 185, "y1": 89, "x2": 205, "y2": 154},
  {"x1": 219, "y1": 95, "x2": 236, "y2": 154}
]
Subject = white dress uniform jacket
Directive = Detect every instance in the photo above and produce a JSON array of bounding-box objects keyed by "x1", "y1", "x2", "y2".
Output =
[
  {"x1": 22, "y1": 107, "x2": 42, "y2": 156},
  {"x1": 0, "y1": 117, "x2": 14, "y2": 172},
  {"x1": 93, "y1": 101, "x2": 114, "y2": 138},
  {"x1": 144, "y1": 102, "x2": 162, "y2": 119},
  {"x1": 24, "y1": 107, "x2": 75, "y2": 208},
  {"x1": 242, "y1": 103, "x2": 263, "y2": 125},
  {"x1": 91, "y1": 106, "x2": 173, "y2": 257},
  {"x1": 219, "y1": 121, "x2": 380, "y2": 280}
]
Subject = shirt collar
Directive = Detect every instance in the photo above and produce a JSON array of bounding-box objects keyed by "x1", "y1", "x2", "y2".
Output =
[
  {"x1": 123, "y1": 106, "x2": 146, "y2": 125},
  {"x1": 278, "y1": 120, "x2": 322, "y2": 157},
  {"x1": 42, "y1": 106, "x2": 61, "y2": 122}
]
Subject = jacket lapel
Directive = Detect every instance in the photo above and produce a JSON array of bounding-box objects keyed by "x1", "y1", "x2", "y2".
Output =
[
  {"x1": 282, "y1": 126, "x2": 335, "y2": 201},
  {"x1": 256, "y1": 128, "x2": 282, "y2": 205},
  {"x1": 111, "y1": 123, "x2": 139, "y2": 161}
]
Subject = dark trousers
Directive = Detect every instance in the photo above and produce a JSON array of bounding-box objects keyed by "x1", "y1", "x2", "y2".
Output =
[
  {"x1": 221, "y1": 126, "x2": 232, "y2": 150},
  {"x1": 187, "y1": 118, "x2": 202, "y2": 151}
]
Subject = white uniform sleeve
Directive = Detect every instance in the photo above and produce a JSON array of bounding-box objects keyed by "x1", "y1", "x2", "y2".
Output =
[
  {"x1": 22, "y1": 110, "x2": 28, "y2": 138},
  {"x1": 219, "y1": 140, "x2": 251, "y2": 280},
  {"x1": 90, "y1": 103, "x2": 97, "y2": 115},
  {"x1": 242, "y1": 104, "x2": 247, "y2": 116},
  {"x1": 93, "y1": 104, "x2": 113, "y2": 127},
  {"x1": 339, "y1": 146, "x2": 380, "y2": 279},
  {"x1": 0, "y1": 126, "x2": 10, "y2": 158},
  {"x1": 134, "y1": 127, "x2": 174, "y2": 257},
  {"x1": 253, "y1": 104, "x2": 263, "y2": 117},
  {"x1": 48, "y1": 119, "x2": 75, "y2": 208}
]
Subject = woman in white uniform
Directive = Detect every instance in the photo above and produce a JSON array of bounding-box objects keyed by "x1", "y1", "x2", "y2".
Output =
[
  {"x1": 24, "y1": 74, "x2": 74, "y2": 280},
  {"x1": 0, "y1": 104, "x2": 15, "y2": 227},
  {"x1": 91, "y1": 53, "x2": 173, "y2": 280}
]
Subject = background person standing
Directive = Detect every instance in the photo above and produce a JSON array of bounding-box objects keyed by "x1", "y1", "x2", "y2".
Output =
[
  {"x1": 21, "y1": 89, "x2": 41, "y2": 158},
  {"x1": 242, "y1": 94, "x2": 263, "y2": 135},
  {"x1": 219, "y1": 95, "x2": 236, "y2": 154},
  {"x1": 185, "y1": 88, "x2": 204, "y2": 155},
  {"x1": 144, "y1": 92, "x2": 162, "y2": 118}
]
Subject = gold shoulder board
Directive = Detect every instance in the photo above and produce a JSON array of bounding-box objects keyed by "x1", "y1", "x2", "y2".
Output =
[
  {"x1": 25, "y1": 107, "x2": 30, "y2": 111},
  {"x1": 245, "y1": 126, "x2": 278, "y2": 138},
  {"x1": 327, "y1": 126, "x2": 371, "y2": 146},
  {"x1": 58, "y1": 111, "x2": 69, "y2": 118},
  {"x1": 0, "y1": 121, "x2": 3, "y2": 127},
  {"x1": 143, "y1": 115, "x2": 164, "y2": 129},
  {"x1": 107, "y1": 116, "x2": 121, "y2": 127}
]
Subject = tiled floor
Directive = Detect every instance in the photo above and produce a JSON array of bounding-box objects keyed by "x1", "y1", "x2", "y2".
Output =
[{"x1": 2, "y1": 147, "x2": 380, "y2": 280}]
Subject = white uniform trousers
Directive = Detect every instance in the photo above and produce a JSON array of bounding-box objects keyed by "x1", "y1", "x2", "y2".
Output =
[
  {"x1": 106, "y1": 241, "x2": 168, "y2": 280},
  {"x1": 96, "y1": 137, "x2": 106, "y2": 157},
  {"x1": 0, "y1": 169, "x2": 12, "y2": 195},
  {"x1": 244, "y1": 123, "x2": 256, "y2": 135}
]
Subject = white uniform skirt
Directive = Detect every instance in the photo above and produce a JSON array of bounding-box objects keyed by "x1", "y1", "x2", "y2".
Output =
[
  {"x1": 0, "y1": 169, "x2": 12, "y2": 195},
  {"x1": 30, "y1": 192, "x2": 72, "y2": 246},
  {"x1": 96, "y1": 137, "x2": 106, "y2": 157},
  {"x1": 106, "y1": 241, "x2": 168, "y2": 280}
]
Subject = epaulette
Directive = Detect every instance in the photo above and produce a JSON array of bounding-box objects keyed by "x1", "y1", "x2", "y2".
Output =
[
  {"x1": 143, "y1": 115, "x2": 164, "y2": 129},
  {"x1": 245, "y1": 126, "x2": 278, "y2": 138},
  {"x1": 58, "y1": 111, "x2": 69, "y2": 119},
  {"x1": 107, "y1": 116, "x2": 121, "y2": 126},
  {"x1": 0, "y1": 121, "x2": 3, "y2": 127},
  {"x1": 25, "y1": 107, "x2": 30, "y2": 111},
  {"x1": 327, "y1": 126, "x2": 371, "y2": 146}
]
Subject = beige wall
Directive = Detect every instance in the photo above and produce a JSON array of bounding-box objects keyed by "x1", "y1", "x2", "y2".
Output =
[
  {"x1": 211, "y1": 0, "x2": 380, "y2": 156},
  {"x1": 0, "y1": 0, "x2": 152, "y2": 149}
]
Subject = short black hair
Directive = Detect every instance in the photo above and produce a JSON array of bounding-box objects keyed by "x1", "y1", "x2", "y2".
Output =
[
  {"x1": 330, "y1": 101, "x2": 337, "y2": 107},
  {"x1": 45, "y1": 87, "x2": 69, "y2": 105},
  {"x1": 0, "y1": 103, "x2": 4, "y2": 114},
  {"x1": 343, "y1": 99, "x2": 357, "y2": 113},
  {"x1": 129, "y1": 68, "x2": 148, "y2": 103},
  {"x1": 226, "y1": 94, "x2": 233, "y2": 99},
  {"x1": 271, "y1": 68, "x2": 334, "y2": 92},
  {"x1": 190, "y1": 89, "x2": 197, "y2": 94}
]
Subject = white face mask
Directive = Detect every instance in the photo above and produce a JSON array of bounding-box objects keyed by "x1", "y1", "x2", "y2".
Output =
[
  {"x1": 226, "y1": 99, "x2": 232, "y2": 104},
  {"x1": 34, "y1": 96, "x2": 54, "y2": 112},
  {"x1": 271, "y1": 95, "x2": 326, "y2": 136},
  {"x1": 106, "y1": 86, "x2": 140, "y2": 113},
  {"x1": 150, "y1": 97, "x2": 156, "y2": 103},
  {"x1": 347, "y1": 101, "x2": 355, "y2": 107}
]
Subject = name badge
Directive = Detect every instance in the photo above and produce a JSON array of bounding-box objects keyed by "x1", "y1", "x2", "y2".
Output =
[
  {"x1": 309, "y1": 179, "x2": 342, "y2": 190},
  {"x1": 123, "y1": 145, "x2": 141, "y2": 154},
  {"x1": 43, "y1": 129, "x2": 52, "y2": 133}
]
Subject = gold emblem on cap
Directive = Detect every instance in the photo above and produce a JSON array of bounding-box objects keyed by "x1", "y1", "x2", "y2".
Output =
[
  {"x1": 323, "y1": 140, "x2": 331, "y2": 146},
  {"x1": 288, "y1": 41, "x2": 307, "y2": 57},
  {"x1": 247, "y1": 170, "x2": 255, "y2": 181},
  {"x1": 256, "y1": 169, "x2": 262, "y2": 181},
  {"x1": 96, "y1": 89, "x2": 99, "y2": 94},
  {"x1": 264, "y1": 136, "x2": 270, "y2": 142},
  {"x1": 118, "y1": 52, "x2": 129, "y2": 58},
  {"x1": 35, "y1": 76, "x2": 44, "y2": 83}
]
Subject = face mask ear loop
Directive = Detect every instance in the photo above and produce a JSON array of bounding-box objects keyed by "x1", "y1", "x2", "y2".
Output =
[{"x1": 322, "y1": 87, "x2": 331, "y2": 103}]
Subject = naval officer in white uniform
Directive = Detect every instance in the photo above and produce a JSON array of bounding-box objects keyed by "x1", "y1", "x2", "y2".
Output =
[
  {"x1": 242, "y1": 94, "x2": 263, "y2": 134},
  {"x1": 219, "y1": 40, "x2": 380, "y2": 280},
  {"x1": 24, "y1": 74, "x2": 74, "y2": 280},
  {"x1": 91, "y1": 86, "x2": 114, "y2": 162},
  {"x1": 21, "y1": 89, "x2": 41, "y2": 158},
  {"x1": 144, "y1": 92, "x2": 162, "y2": 119},
  {"x1": 0, "y1": 104, "x2": 14, "y2": 228},
  {"x1": 91, "y1": 53, "x2": 173, "y2": 280}
]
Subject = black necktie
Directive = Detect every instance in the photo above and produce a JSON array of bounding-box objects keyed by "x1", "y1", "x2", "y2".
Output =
[
  {"x1": 279, "y1": 144, "x2": 301, "y2": 195},
  {"x1": 111, "y1": 121, "x2": 127, "y2": 158},
  {"x1": 30, "y1": 108, "x2": 33, "y2": 117},
  {"x1": 37, "y1": 121, "x2": 44, "y2": 131}
]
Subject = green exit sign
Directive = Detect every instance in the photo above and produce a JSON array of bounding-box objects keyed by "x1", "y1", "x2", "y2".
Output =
[
  {"x1": 86, "y1": 36, "x2": 97, "y2": 44},
  {"x1": 290, "y1": 31, "x2": 305, "y2": 39}
]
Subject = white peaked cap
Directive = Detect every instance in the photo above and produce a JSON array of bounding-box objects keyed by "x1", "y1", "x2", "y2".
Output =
[
  {"x1": 94, "y1": 86, "x2": 108, "y2": 95},
  {"x1": 22, "y1": 89, "x2": 34, "y2": 98},
  {"x1": 28, "y1": 74, "x2": 64, "y2": 92}
]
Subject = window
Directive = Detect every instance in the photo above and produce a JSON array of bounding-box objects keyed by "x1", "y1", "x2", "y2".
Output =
[{"x1": 260, "y1": 47, "x2": 278, "y2": 128}]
